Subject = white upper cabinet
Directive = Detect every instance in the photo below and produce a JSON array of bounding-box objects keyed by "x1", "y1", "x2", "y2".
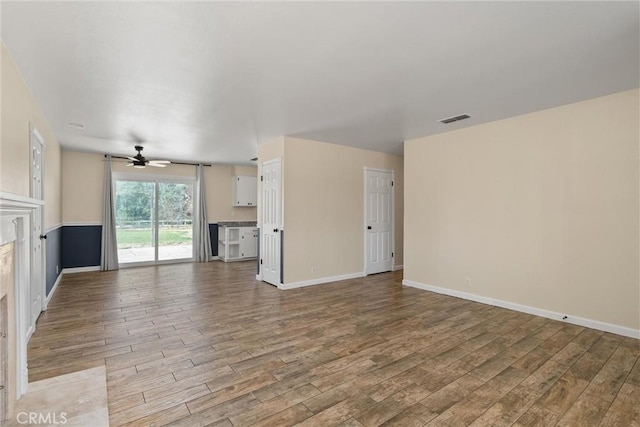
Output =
[{"x1": 233, "y1": 175, "x2": 257, "y2": 207}]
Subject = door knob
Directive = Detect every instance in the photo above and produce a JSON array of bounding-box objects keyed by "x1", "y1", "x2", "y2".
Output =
[
  {"x1": 273, "y1": 228, "x2": 278, "y2": 233},
  {"x1": 39, "y1": 234, "x2": 47, "y2": 239},
  {"x1": 367, "y1": 226, "x2": 372, "y2": 230}
]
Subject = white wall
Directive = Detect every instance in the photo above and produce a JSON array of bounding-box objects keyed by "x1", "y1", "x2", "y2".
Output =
[{"x1": 404, "y1": 89, "x2": 639, "y2": 333}]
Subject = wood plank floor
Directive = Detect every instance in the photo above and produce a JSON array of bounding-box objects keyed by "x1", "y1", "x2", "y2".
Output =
[{"x1": 29, "y1": 261, "x2": 639, "y2": 426}]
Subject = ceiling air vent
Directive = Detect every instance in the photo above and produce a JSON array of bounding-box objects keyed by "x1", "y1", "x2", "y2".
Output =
[{"x1": 439, "y1": 114, "x2": 471, "y2": 124}]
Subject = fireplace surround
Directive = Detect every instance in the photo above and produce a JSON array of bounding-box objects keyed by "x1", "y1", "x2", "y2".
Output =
[{"x1": 0, "y1": 192, "x2": 41, "y2": 420}]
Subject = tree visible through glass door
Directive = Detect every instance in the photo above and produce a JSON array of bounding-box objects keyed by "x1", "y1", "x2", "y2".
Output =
[
  {"x1": 115, "y1": 179, "x2": 194, "y2": 264},
  {"x1": 158, "y1": 182, "x2": 194, "y2": 261},
  {"x1": 115, "y1": 180, "x2": 155, "y2": 263}
]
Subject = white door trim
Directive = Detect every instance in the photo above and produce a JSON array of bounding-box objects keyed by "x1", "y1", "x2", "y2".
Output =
[
  {"x1": 29, "y1": 124, "x2": 46, "y2": 319},
  {"x1": 363, "y1": 167, "x2": 395, "y2": 275}
]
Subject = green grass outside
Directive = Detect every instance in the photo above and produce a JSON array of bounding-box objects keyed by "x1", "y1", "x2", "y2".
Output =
[{"x1": 116, "y1": 227, "x2": 192, "y2": 248}]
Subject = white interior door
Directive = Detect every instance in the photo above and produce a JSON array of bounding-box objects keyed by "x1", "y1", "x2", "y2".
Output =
[
  {"x1": 365, "y1": 169, "x2": 393, "y2": 275},
  {"x1": 261, "y1": 159, "x2": 281, "y2": 285},
  {"x1": 29, "y1": 125, "x2": 44, "y2": 333}
]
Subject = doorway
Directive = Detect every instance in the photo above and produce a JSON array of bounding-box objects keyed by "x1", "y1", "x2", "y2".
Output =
[
  {"x1": 114, "y1": 177, "x2": 195, "y2": 265},
  {"x1": 364, "y1": 168, "x2": 394, "y2": 275},
  {"x1": 261, "y1": 158, "x2": 282, "y2": 286}
]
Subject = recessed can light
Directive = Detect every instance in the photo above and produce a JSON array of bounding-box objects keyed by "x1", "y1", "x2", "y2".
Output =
[{"x1": 68, "y1": 122, "x2": 85, "y2": 129}]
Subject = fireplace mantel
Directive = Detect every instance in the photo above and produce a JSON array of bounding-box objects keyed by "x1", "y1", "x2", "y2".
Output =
[{"x1": 0, "y1": 191, "x2": 44, "y2": 210}]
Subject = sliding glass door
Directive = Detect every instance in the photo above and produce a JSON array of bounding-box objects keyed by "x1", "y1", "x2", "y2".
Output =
[
  {"x1": 158, "y1": 182, "x2": 194, "y2": 261},
  {"x1": 115, "y1": 177, "x2": 194, "y2": 265},
  {"x1": 115, "y1": 181, "x2": 155, "y2": 263}
]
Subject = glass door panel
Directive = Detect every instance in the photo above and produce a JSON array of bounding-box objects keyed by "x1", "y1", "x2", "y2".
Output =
[
  {"x1": 115, "y1": 180, "x2": 155, "y2": 264},
  {"x1": 158, "y1": 182, "x2": 194, "y2": 261}
]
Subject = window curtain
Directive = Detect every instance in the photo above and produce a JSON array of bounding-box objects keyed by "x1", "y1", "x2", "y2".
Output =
[
  {"x1": 100, "y1": 155, "x2": 119, "y2": 271},
  {"x1": 193, "y1": 164, "x2": 212, "y2": 262}
]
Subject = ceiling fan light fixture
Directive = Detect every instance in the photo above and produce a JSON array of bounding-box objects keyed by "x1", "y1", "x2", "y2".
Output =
[{"x1": 123, "y1": 145, "x2": 170, "y2": 168}]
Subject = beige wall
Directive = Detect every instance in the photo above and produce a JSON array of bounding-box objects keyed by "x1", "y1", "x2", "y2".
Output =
[
  {"x1": 1, "y1": 43, "x2": 62, "y2": 229},
  {"x1": 204, "y1": 164, "x2": 258, "y2": 222},
  {"x1": 233, "y1": 165, "x2": 258, "y2": 177},
  {"x1": 405, "y1": 89, "x2": 639, "y2": 331},
  {"x1": 281, "y1": 137, "x2": 403, "y2": 284},
  {"x1": 61, "y1": 151, "x2": 104, "y2": 224},
  {"x1": 62, "y1": 150, "x2": 257, "y2": 224},
  {"x1": 257, "y1": 136, "x2": 285, "y2": 162}
]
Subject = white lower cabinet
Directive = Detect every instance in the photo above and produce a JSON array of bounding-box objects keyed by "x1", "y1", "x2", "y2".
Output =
[
  {"x1": 218, "y1": 225, "x2": 258, "y2": 262},
  {"x1": 240, "y1": 228, "x2": 258, "y2": 258}
]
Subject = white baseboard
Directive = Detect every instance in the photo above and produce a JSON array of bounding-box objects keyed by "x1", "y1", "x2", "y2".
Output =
[
  {"x1": 44, "y1": 272, "x2": 63, "y2": 308},
  {"x1": 393, "y1": 264, "x2": 403, "y2": 271},
  {"x1": 402, "y1": 279, "x2": 639, "y2": 339},
  {"x1": 63, "y1": 266, "x2": 101, "y2": 274},
  {"x1": 279, "y1": 272, "x2": 365, "y2": 290}
]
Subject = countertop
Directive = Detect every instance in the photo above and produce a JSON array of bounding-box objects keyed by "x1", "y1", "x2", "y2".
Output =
[{"x1": 217, "y1": 221, "x2": 257, "y2": 227}]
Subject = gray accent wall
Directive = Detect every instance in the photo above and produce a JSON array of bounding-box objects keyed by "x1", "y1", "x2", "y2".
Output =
[
  {"x1": 256, "y1": 227, "x2": 260, "y2": 274},
  {"x1": 209, "y1": 223, "x2": 218, "y2": 257},
  {"x1": 280, "y1": 230, "x2": 284, "y2": 284},
  {"x1": 45, "y1": 226, "x2": 63, "y2": 296},
  {"x1": 59, "y1": 223, "x2": 220, "y2": 270},
  {"x1": 62, "y1": 225, "x2": 102, "y2": 269}
]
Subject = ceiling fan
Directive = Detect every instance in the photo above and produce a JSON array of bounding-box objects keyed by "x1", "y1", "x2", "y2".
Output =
[{"x1": 126, "y1": 145, "x2": 171, "y2": 168}]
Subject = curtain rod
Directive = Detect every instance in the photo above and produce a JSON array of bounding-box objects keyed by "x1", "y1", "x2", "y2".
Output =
[{"x1": 105, "y1": 154, "x2": 212, "y2": 167}]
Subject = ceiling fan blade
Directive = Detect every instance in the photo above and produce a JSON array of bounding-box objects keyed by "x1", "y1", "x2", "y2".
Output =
[
  {"x1": 149, "y1": 163, "x2": 167, "y2": 168},
  {"x1": 126, "y1": 156, "x2": 137, "y2": 161},
  {"x1": 126, "y1": 162, "x2": 133, "y2": 166},
  {"x1": 148, "y1": 160, "x2": 171, "y2": 164}
]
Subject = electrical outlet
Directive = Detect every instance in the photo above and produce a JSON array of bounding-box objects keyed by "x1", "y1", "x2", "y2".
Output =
[
  {"x1": 465, "y1": 278, "x2": 471, "y2": 287},
  {"x1": 311, "y1": 267, "x2": 316, "y2": 275}
]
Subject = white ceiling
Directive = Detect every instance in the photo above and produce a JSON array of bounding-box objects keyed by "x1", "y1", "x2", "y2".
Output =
[{"x1": 2, "y1": 1, "x2": 638, "y2": 164}]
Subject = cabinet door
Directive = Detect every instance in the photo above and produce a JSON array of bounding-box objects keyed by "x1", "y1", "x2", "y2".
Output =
[
  {"x1": 240, "y1": 229, "x2": 257, "y2": 258},
  {"x1": 234, "y1": 176, "x2": 257, "y2": 206},
  {"x1": 233, "y1": 177, "x2": 244, "y2": 206},
  {"x1": 248, "y1": 178, "x2": 257, "y2": 206}
]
